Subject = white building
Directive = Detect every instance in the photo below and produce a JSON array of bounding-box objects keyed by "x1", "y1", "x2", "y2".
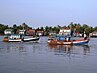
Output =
[
  {"x1": 18, "y1": 30, "x2": 26, "y2": 35},
  {"x1": 4, "y1": 29, "x2": 14, "y2": 35},
  {"x1": 59, "y1": 28, "x2": 71, "y2": 36},
  {"x1": 89, "y1": 31, "x2": 97, "y2": 37}
]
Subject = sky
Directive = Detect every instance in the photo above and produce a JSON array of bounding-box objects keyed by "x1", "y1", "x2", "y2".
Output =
[{"x1": 0, "y1": 0, "x2": 97, "y2": 28}]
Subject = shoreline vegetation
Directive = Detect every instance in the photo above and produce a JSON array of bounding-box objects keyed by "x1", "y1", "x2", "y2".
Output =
[{"x1": 0, "y1": 22, "x2": 97, "y2": 37}]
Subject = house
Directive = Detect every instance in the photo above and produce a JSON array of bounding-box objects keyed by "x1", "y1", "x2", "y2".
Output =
[
  {"x1": 36, "y1": 30, "x2": 44, "y2": 36},
  {"x1": 49, "y1": 32, "x2": 56, "y2": 36},
  {"x1": 59, "y1": 28, "x2": 72, "y2": 36},
  {"x1": 26, "y1": 29, "x2": 35, "y2": 36},
  {"x1": 49, "y1": 32, "x2": 57, "y2": 38},
  {"x1": 18, "y1": 30, "x2": 26, "y2": 35},
  {"x1": 4, "y1": 29, "x2": 14, "y2": 35},
  {"x1": 89, "y1": 31, "x2": 97, "y2": 37},
  {"x1": 74, "y1": 32, "x2": 82, "y2": 37},
  {"x1": 59, "y1": 28, "x2": 82, "y2": 37}
]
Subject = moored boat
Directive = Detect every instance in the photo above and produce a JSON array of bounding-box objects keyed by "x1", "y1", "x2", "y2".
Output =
[
  {"x1": 22, "y1": 37, "x2": 40, "y2": 42},
  {"x1": 73, "y1": 38, "x2": 90, "y2": 45},
  {"x1": 48, "y1": 36, "x2": 89, "y2": 45},
  {"x1": 3, "y1": 34, "x2": 22, "y2": 42},
  {"x1": 3, "y1": 34, "x2": 40, "y2": 42},
  {"x1": 47, "y1": 28, "x2": 90, "y2": 45},
  {"x1": 3, "y1": 35, "x2": 9, "y2": 42}
]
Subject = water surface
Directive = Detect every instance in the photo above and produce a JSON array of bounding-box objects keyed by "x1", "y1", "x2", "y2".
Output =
[{"x1": 0, "y1": 36, "x2": 97, "y2": 73}]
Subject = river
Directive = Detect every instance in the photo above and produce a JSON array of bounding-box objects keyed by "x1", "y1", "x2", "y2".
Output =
[{"x1": 0, "y1": 36, "x2": 97, "y2": 73}]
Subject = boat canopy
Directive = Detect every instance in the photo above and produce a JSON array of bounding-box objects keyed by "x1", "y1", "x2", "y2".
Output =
[{"x1": 9, "y1": 34, "x2": 22, "y2": 39}]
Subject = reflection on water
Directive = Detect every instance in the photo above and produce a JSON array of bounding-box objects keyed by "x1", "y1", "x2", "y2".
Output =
[
  {"x1": 0, "y1": 41, "x2": 90, "y2": 57},
  {"x1": 0, "y1": 41, "x2": 46, "y2": 56},
  {"x1": 0, "y1": 37, "x2": 97, "y2": 73},
  {"x1": 0, "y1": 42, "x2": 25, "y2": 53},
  {"x1": 48, "y1": 44, "x2": 90, "y2": 56}
]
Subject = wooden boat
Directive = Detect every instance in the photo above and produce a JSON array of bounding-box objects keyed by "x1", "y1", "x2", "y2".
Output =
[
  {"x1": 72, "y1": 38, "x2": 90, "y2": 45},
  {"x1": 48, "y1": 28, "x2": 90, "y2": 45},
  {"x1": 3, "y1": 34, "x2": 40, "y2": 42},
  {"x1": 48, "y1": 37, "x2": 90, "y2": 45},
  {"x1": 22, "y1": 37, "x2": 40, "y2": 42},
  {"x1": 3, "y1": 35, "x2": 9, "y2": 42},
  {"x1": 3, "y1": 34, "x2": 22, "y2": 42}
]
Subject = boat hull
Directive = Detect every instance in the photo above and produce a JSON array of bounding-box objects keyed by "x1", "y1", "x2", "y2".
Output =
[
  {"x1": 48, "y1": 39, "x2": 89, "y2": 45},
  {"x1": 48, "y1": 40, "x2": 72, "y2": 45},
  {"x1": 73, "y1": 39, "x2": 89, "y2": 45},
  {"x1": 8, "y1": 39, "x2": 22, "y2": 42},
  {"x1": 22, "y1": 37, "x2": 39, "y2": 42},
  {"x1": 3, "y1": 38, "x2": 9, "y2": 42}
]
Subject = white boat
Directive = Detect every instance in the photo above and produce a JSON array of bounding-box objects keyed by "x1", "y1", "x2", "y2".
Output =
[
  {"x1": 22, "y1": 37, "x2": 40, "y2": 42},
  {"x1": 8, "y1": 34, "x2": 22, "y2": 42},
  {"x1": 3, "y1": 34, "x2": 40, "y2": 42},
  {"x1": 3, "y1": 34, "x2": 22, "y2": 42}
]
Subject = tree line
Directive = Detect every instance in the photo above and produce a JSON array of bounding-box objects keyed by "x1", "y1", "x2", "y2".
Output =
[{"x1": 0, "y1": 22, "x2": 97, "y2": 36}]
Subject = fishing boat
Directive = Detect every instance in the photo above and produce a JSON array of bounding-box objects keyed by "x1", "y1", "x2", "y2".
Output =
[
  {"x1": 72, "y1": 38, "x2": 90, "y2": 45},
  {"x1": 48, "y1": 37, "x2": 89, "y2": 45},
  {"x1": 48, "y1": 29, "x2": 90, "y2": 45},
  {"x1": 22, "y1": 36, "x2": 40, "y2": 42},
  {"x1": 3, "y1": 34, "x2": 22, "y2": 42},
  {"x1": 3, "y1": 35, "x2": 9, "y2": 42},
  {"x1": 3, "y1": 34, "x2": 40, "y2": 42}
]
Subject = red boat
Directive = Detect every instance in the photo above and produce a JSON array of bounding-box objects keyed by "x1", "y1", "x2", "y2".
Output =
[{"x1": 48, "y1": 38, "x2": 89, "y2": 45}]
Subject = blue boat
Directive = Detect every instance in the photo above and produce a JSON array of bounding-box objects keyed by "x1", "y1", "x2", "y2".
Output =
[{"x1": 48, "y1": 29, "x2": 90, "y2": 45}]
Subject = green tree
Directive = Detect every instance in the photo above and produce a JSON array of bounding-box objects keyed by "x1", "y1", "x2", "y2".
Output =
[
  {"x1": 68, "y1": 22, "x2": 75, "y2": 29},
  {"x1": 44, "y1": 26, "x2": 49, "y2": 35},
  {"x1": 40, "y1": 27, "x2": 44, "y2": 31},
  {"x1": 94, "y1": 26, "x2": 97, "y2": 31},
  {"x1": 13, "y1": 24, "x2": 17, "y2": 34},
  {"x1": 0, "y1": 24, "x2": 9, "y2": 34}
]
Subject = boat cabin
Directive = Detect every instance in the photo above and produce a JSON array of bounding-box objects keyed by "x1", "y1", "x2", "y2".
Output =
[
  {"x1": 9, "y1": 34, "x2": 22, "y2": 39},
  {"x1": 56, "y1": 35, "x2": 71, "y2": 42}
]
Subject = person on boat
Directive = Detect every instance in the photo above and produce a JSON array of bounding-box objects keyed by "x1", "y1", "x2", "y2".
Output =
[
  {"x1": 22, "y1": 37, "x2": 24, "y2": 41},
  {"x1": 68, "y1": 37, "x2": 71, "y2": 41},
  {"x1": 84, "y1": 33, "x2": 87, "y2": 40},
  {"x1": 66, "y1": 37, "x2": 69, "y2": 41}
]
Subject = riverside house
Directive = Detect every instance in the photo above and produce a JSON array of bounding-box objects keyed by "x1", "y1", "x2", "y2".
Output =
[
  {"x1": 26, "y1": 29, "x2": 36, "y2": 36},
  {"x1": 59, "y1": 28, "x2": 71, "y2": 35},
  {"x1": 36, "y1": 30, "x2": 44, "y2": 36},
  {"x1": 18, "y1": 30, "x2": 26, "y2": 35},
  {"x1": 89, "y1": 31, "x2": 97, "y2": 37},
  {"x1": 4, "y1": 29, "x2": 14, "y2": 35}
]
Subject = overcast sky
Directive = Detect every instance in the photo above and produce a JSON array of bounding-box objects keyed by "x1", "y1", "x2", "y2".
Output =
[{"x1": 0, "y1": 0, "x2": 97, "y2": 28}]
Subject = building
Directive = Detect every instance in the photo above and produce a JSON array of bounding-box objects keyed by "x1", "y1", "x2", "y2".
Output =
[
  {"x1": 26, "y1": 29, "x2": 35, "y2": 36},
  {"x1": 4, "y1": 29, "x2": 14, "y2": 35},
  {"x1": 89, "y1": 31, "x2": 97, "y2": 37},
  {"x1": 74, "y1": 32, "x2": 82, "y2": 37},
  {"x1": 49, "y1": 32, "x2": 56, "y2": 36},
  {"x1": 36, "y1": 30, "x2": 44, "y2": 36},
  {"x1": 59, "y1": 28, "x2": 71, "y2": 36},
  {"x1": 18, "y1": 30, "x2": 26, "y2": 35}
]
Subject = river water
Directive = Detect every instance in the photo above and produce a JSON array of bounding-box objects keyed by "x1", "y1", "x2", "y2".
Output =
[{"x1": 0, "y1": 36, "x2": 97, "y2": 73}]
